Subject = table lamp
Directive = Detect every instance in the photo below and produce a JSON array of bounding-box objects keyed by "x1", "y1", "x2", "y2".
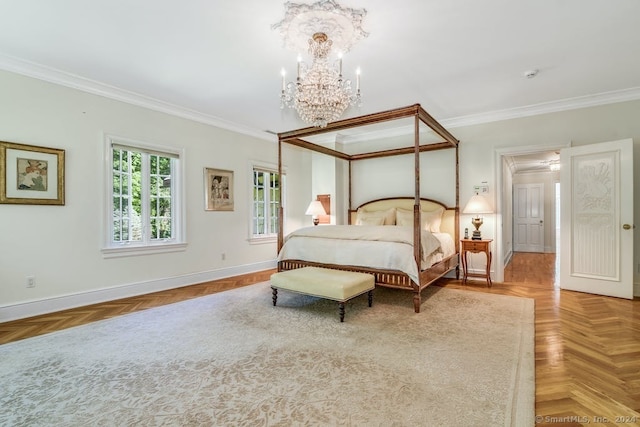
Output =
[
  {"x1": 462, "y1": 193, "x2": 493, "y2": 240},
  {"x1": 305, "y1": 200, "x2": 327, "y2": 226}
]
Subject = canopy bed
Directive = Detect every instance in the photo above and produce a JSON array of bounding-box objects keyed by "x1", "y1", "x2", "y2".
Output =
[{"x1": 276, "y1": 104, "x2": 460, "y2": 313}]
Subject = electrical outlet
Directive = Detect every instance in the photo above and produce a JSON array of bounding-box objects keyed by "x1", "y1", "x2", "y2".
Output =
[
  {"x1": 26, "y1": 276, "x2": 35, "y2": 288},
  {"x1": 221, "y1": 253, "x2": 226, "y2": 261}
]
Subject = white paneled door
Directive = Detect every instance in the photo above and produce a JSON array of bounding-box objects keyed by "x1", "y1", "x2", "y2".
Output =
[
  {"x1": 560, "y1": 139, "x2": 634, "y2": 299},
  {"x1": 513, "y1": 183, "x2": 544, "y2": 252}
]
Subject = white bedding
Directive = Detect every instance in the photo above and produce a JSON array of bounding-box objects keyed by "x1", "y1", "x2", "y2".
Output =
[{"x1": 277, "y1": 225, "x2": 453, "y2": 284}]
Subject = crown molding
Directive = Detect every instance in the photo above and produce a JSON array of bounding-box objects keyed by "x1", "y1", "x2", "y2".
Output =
[
  {"x1": 440, "y1": 87, "x2": 640, "y2": 129},
  {"x1": 3, "y1": 52, "x2": 640, "y2": 140},
  {"x1": 0, "y1": 53, "x2": 274, "y2": 142}
]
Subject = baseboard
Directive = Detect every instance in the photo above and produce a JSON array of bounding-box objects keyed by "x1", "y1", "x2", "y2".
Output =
[{"x1": 0, "y1": 260, "x2": 277, "y2": 323}]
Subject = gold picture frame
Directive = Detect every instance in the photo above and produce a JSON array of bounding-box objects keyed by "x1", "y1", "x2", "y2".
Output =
[
  {"x1": 0, "y1": 141, "x2": 65, "y2": 205},
  {"x1": 204, "y1": 167, "x2": 233, "y2": 211}
]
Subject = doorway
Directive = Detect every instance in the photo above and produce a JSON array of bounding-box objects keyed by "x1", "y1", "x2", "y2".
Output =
[{"x1": 494, "y1": 144, "x2": 568, "y2": 283}]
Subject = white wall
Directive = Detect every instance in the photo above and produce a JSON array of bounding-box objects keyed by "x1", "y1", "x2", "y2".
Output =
[
  {"x1": 350, "y1": 149, "x2": 458, "y2": 208},
  {"x1": 0, "y1": 70, "x2": 311, "y2": 320},
  {"x1": 310, "y1": 151, "x2": 336, "y2": 224}
]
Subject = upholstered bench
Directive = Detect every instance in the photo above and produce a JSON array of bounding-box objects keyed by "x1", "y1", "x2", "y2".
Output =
[{"x1": 270, "y1": 267, "x2": 375, "y2": 322}]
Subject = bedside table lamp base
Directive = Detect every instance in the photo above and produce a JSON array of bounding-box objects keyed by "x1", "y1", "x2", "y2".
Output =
[{"x1": 471, "y1": 217, "x2": 483, "y2": 240}]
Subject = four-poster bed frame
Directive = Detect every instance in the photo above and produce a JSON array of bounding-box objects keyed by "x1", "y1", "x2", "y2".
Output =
[{"x1": 276, "y1": 104, "x2": 460, "y2": 313}]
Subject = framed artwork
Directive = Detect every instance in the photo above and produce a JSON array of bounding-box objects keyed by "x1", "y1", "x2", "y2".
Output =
[
  {"x1": 204, "y1": 167, "x2": 233, "y2": 211},
  {"x1": 0, "y1": 141, "x2": 65, "y2": 205}
]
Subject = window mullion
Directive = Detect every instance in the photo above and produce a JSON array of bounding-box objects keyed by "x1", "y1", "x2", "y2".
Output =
[
  {"x1": 170, "y1": 158, "x2": 177, "y2": 240},
  {"x1": 126, "y1": 151, "x2": 134, "y2": 242},
  {"x1": 140, "y1": 152, "x2": 150, "y2": 243},
  {"x1": 265, "y1": 172, "x2": 272, "y2": 232}
]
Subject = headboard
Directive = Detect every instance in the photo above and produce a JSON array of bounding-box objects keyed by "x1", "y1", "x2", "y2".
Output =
[{"x1": 348, "y1": 197, "x2": 457, "y2": 238}]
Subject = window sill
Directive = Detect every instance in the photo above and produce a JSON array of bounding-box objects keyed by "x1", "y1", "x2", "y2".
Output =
[
  {"x1": 102, "y1": 242, "x2": 188, "y2": 258},
  {"x1": 248, "y1": 235, "x2": 277, "y2": 245}
]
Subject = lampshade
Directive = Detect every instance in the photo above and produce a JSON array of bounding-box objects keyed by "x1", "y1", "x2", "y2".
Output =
[
  {"x1": 305, "y1": 200, "x2": 327, "y2": 216},
  {"x1": 463, "y1": 194, "x2": 493, "y2": 215}
]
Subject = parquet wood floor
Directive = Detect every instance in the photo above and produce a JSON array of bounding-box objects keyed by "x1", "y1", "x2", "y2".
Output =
[{"x1": 1, "y1": 253, "x2": 639, "y2": 426}]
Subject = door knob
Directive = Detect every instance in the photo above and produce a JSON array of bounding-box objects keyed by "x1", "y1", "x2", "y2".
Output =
[{"x1": 623, "y1": 224, "x2": 635, "y2": 230}]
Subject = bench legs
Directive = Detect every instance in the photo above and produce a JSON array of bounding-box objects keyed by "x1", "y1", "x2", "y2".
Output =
[
  {"x1": 339, "y1": 291, "x2": 372, "y2": 321},
  {"x1": 271, "y1": 286, "x2": 373, "y2": 322},
  {"x1": 338, "y1": 302, "x2": 345, "y2": 322}
]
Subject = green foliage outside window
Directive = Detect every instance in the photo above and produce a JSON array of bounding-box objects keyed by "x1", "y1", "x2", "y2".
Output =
[
  {"x1": 112, "y1": 148, "x2": 173, "y2": 243},
  {"x1": 253, "y1": 169, "x2": 280, "y2": 236}
]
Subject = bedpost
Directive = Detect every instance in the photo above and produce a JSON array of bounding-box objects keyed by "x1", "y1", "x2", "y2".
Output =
[
  {"x1": 413, "y1": 111, "x2": 421, "y2": 268},
  {"x1": 278, "y1": 137, "x2": 284, "y2": 253},
  {"x1": 455, "y1": 144, "x2": 460, "y2": 242},
  {"x1": 413, "y1": 292, "x2": 421, "y2": 313},
  {"x1": 348, "y1": 159, "x2": 352, "y2": 223},
  {"x1": 455, "y1": 143, "x2": 460, "y2": 279}
]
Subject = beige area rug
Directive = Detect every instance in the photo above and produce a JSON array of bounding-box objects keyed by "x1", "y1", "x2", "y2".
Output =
[{"x1": 0, "y1": 283, "x2": 534, "y2": 426}]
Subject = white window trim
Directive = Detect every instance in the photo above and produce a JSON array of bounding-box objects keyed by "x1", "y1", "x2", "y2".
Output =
[
  {"x1": 102, "y1": 134, "x2": 187, "y2": 258},
  {"x1": 248, "y1": 161, "x2": 285, "y2": 244}
]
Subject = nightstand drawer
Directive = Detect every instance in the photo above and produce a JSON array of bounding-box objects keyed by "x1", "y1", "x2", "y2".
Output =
[{"x1": 464, "y1": 242, "x2": 487, "y2": 252}]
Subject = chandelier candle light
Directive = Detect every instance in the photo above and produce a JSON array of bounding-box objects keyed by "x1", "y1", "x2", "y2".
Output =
[{"x1": 280, "y1": 32, "x2": 361, "y2": 127}]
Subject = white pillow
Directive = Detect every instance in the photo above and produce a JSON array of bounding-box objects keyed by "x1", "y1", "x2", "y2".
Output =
[
  {"x1": 395, "y1": 208, "x2": 414, "y2": 227},
  {"x1": 355, "y1": 208, "x2": 396, "y2": 225},
  {"x1": 423, "y1": 207, "x2": 444, "y2": 233},
  {"x1": 396, "y1": 207, "x2": 444, "y2": 232},
  {"x1": 357, "y1": 216, "x2": 385, "y2": 226}
]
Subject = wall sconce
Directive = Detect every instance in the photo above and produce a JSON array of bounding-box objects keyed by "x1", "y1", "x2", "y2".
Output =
[
  {"x1": 462, "y1": 193, "x2": 493, "y2": 240},
  {"x1": 305, "y1": 200, "x2": 327, "y2": 226}
]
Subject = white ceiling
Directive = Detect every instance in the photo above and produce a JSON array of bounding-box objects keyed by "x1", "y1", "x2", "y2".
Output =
[{"x1": 1, "y1": 0, "x2": 639, "y2": 142}]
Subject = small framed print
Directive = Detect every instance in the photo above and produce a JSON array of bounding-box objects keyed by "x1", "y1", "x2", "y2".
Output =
[
  {"x1": 204, "y1": 167, "x2": 233, "y2": 211},
  {"x1": 0, "y1": 141, "x2": 65, "y2": 205}
]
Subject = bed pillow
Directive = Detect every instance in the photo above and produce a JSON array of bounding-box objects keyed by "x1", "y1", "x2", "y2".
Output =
[
  {"x1": 422, "y1": 207, "x2": 445, "y2": 233},
  {"x1": 395, "y1": 208, "x2": 415, "y2": 227},
  {"x1": 355, "y1": 208, "x2": 396, "y2": 225},
  {"x1": 396, "y1": 207, "x2": 444, "y2": 232},
  {"x1": 357, "y1": 216, "x2": 385, "y2": 226}
]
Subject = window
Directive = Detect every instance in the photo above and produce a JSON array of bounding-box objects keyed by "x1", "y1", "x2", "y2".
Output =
[
  {"x1": 251, "y1": 165, "x2": 282, "y2": 241},
  {"x1": 103, "y1": 136, "x2": 185, "y2": 257}
]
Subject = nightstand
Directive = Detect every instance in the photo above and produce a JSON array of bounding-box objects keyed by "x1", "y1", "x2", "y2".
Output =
[{"x1": 460, "y1": 239, "x2": 493, "y2": 287}]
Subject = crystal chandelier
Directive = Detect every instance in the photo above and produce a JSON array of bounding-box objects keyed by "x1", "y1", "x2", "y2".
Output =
[
  {"x1": 273, "y1": 0, "x2": 368, "y2": 128},
  {"x1": 280, "y1": 32, "x2": 361, "y2": 127}
]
